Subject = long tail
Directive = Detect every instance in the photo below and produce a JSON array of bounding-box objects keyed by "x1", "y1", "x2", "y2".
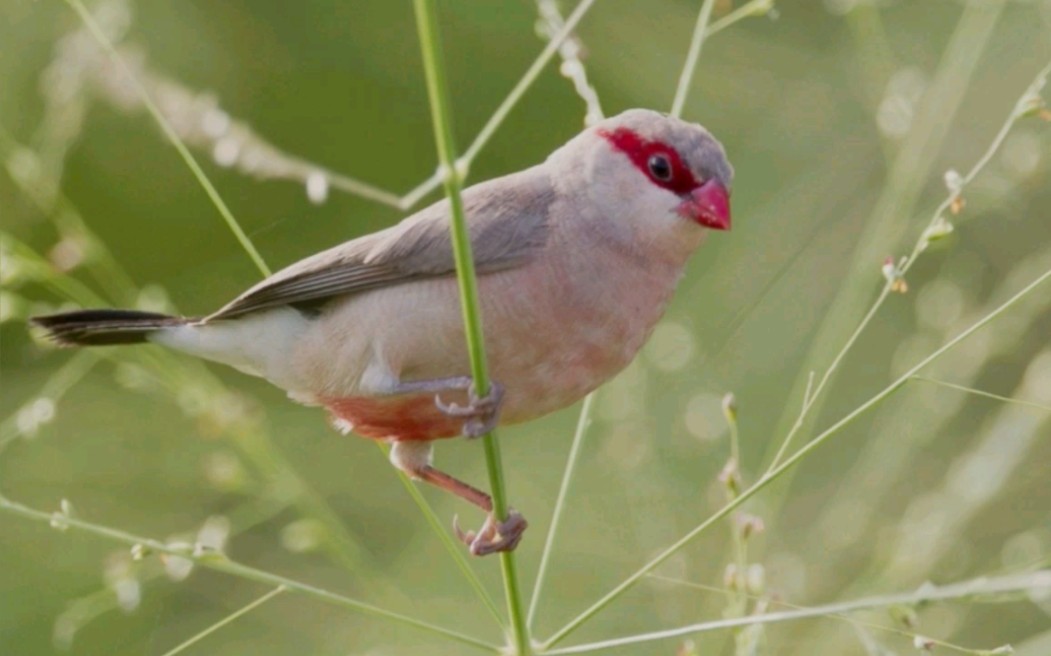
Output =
[{"x1": 29, "y1": 309, "x2": 189, "y2": 346}]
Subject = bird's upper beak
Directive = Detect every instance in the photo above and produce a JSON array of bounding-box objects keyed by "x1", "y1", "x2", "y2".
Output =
[{"x1": 677, "y1": 179, "x2": 731, "y2": 230}]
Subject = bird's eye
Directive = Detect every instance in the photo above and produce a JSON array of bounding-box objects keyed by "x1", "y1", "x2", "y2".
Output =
[{"x1": 647, "y1": 154, "x2": 673, "y2": 182}]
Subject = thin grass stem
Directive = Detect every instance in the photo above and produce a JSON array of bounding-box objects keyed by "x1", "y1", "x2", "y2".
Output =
[
  {"x1": 765, "y1": 55, "x2": 1051, "y2": 473},
  {"x1": 669, "y1": 0, "x2": 774, "y2": 119},
  {"x1": 910, "y1": 376, "x2": 1051, "y2": 413},
  {"x1": 61, "y1": 0, "x2": 271, "y2": 277},
  {"x1": 706, "y1": 0, "x2": 775, "y2": 37},
  {"x1": 761, "y1": 0, "x2": 1005, "y2": 481},
  {"x1": 767, "y1": 286, "x2": 892, "y2": 470},
  {"x1": 0, "y1": 350, "x2": 99, "y2": 448},
  {"x1": 376, "y1": 443, "x2": 506, "y2": 628},
  {"x1": 461, "y1": 0, "x2": 597, "y2": 167},
  {"x1": 412, "y1": 0, "x2": 530, "y2": 652},
  {"x1": 527, "y1": 392, "x2": 596, "y2": 630},
  {"x1": 541, "y1": 260, "x2": 1051, "y2": 649},
  {"x1": 646, "y1": 574, "x2": 983, "y2": 654},
  {"x1": 158, "y1": 586, "x2": 286, "y2": 656},
  {"x1": 547, "y1": 571, "x2": 1050, "y2": 654},
  {"x1": 5, "y1": 226, "x2": 379, "y2": 577},
  {"x1": 670, "y1": 0, "x2": 718, "y2": 118},
  {"x1": 0, "y1": 498, "x2": 501, "y2": 653}
]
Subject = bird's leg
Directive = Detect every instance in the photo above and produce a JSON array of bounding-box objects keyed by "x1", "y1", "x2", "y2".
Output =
[
  {"x1": 390, "y1": 376, "x2": 505, "y2": 438},
  {"x1": 389, "y1": 441, "x2": 527, "y2": 556}
]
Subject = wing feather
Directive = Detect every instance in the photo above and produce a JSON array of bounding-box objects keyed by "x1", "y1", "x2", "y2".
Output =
[{"x1": 207, "y1": 165, "x2": 553, "y2": 321}]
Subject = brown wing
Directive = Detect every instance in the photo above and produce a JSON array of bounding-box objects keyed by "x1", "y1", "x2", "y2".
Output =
[{"x1": 206, "y1": 165, "x2": 554, "y2": 321}]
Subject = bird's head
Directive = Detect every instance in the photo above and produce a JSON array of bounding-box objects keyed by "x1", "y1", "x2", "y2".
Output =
[{"x1": 547, "y1": 109, "x2": 733, "y2": 260}]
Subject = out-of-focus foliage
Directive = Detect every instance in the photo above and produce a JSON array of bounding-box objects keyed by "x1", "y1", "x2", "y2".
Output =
[{"x1": 2, "y1": 1, "x2": 1050, "y2": 654}]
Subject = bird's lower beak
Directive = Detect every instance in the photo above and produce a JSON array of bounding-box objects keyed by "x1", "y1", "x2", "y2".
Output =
[{"x1": 677, "y1": 179, "x2": 731, "y2": 230}]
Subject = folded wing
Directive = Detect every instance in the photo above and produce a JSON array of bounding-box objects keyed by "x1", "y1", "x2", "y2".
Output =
[{"x1": 207, "y1": 166, "x2": 554, "y2": 321}]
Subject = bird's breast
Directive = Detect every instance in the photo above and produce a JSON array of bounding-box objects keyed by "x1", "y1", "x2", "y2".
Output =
[{"x1": 478, "y1": 240, "x2": 683, "y2": 423}]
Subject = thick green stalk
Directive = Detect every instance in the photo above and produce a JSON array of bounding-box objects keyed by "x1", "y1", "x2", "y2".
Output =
[{"x1": 411, "y1": 0, "x2": 530, "y2": 653}]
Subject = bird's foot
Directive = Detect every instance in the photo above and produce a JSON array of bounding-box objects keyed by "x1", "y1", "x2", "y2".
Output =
[
  {"x1": 453, "y1": 509, "x2": 527, "y2": 556},
  {"x1": 434, "y1": 381, "x2": 504, "y2": 438}
]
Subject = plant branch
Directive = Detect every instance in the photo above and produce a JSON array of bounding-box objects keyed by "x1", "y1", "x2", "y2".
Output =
[
  {"x1": 765, "y1": 52, "x2": 1049, "y2": 472},
  {"x1": 460, "y1": 0, "x2": 597, "y2": 167},
  {"x1": 546, "y1": 570, "x2": 1050, "y2": 654},
  {"x1": 378, "y1": 443, "x2": 506, "y2": 628},
  {"x1": 527, "y1": 392, "x2": 596, "y2": 630},
  {"x1": 61, "y1": 0, "x2": 271, "y2": 277},
  {"x1": 0, "y1": 497, "x2": 500, "y2": 652},
  {"x1": 542, "y1": 256, "x2": 1051, "y2": 649},
  {"x1": 670, "y1": 0, "x2": 718, "y2": 118},
  {"x1": 910, "y1": 376, "x2": 1051, "y2": 413},
  {"x1": 158, "y1": 586, "x2": 286, "y2": 656}
]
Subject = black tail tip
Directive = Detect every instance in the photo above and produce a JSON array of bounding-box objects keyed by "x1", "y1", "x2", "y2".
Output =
[{"x1": 29, "y1": 309, "x2": 184, "y2": 346}]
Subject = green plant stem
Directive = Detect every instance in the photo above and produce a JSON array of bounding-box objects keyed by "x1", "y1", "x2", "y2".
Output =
[
  {"x1": 670, "y1": 0, "x2": 718, "y2": 118},
  {"x1": 0, "y1": 351, "x2": 99, "y2": 448},
  {"x1": 62, "y1": 0, "x2": 271, "y2": 277},
  {"x1": 546, "y1": 570, "x2": 1051, "y2": 654},
  {"x1": 541, "y1": 259, "x2": 1051, "y2": 649},
  {"x1": 9, "y1": 245, "x2": 370, "y2": 575},
  {"x1": 460, "y1": 0, "x2": 597, "y2": 167},
  {"x1": 0, "y1": 497, "x2": 500, "y2": 653},
  {"x1": 669, "y1": 0, "x2": 774, "y2": 118},
  {"x1": 4, "y1": 131, "x2": 376, "y2": 576},
  {"x1": 706, "y1": 0, "x2": 775, "y2": 36},
  {"x1": 412, "y1": 1, "x2": 529, "y2": 653},
  {"x1": 647, "y1": 574, "x2": 982, "y2": 655},
  {"x1": 377, "y1": 443, "x2": 506, "y2": 628},
  {"x1": 159, "y1": 586, "x2": 286, "y2": 656},
  {"x1": 719, "y1": 403, "x2": 749, "y2": 650},
  {"x1": 765, "y1": 38, "x2": 1045, "y2": 475},
  {"x1": 764, "y1": 0, "x2": 1005, "y2": 472},
  {"x1": 527, "y1": 392, "x2": 595, "y2": 630},
  {"x1": 909, "y1": 376, "x2": 1051, "y2": 413}
]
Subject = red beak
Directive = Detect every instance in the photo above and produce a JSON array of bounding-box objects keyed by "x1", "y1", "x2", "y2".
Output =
[{"x1": 677, "y1": 179, "x2": 731, "y2": 230}]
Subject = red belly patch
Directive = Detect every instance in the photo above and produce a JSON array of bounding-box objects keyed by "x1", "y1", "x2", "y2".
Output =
[{"x1": 323, "y1": 394, "x2": 465, "y2": 441}]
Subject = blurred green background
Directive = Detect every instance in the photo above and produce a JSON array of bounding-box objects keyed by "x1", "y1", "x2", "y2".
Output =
[{"x1": 3, "y1": 0, "x2": 1051, "y2": 654}]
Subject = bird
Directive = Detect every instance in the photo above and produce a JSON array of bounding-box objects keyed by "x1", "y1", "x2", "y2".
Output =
[{"x1": 30, "y1": 108, "x2": 733, "y2": 556}]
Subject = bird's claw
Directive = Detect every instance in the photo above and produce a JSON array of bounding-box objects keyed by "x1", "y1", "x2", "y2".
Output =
[
  {"x1": 434, "y1": 381, "x2": 505, "y2": 438},
  {"x1": 452, "y1": 509, "x2": 527, "y2": 556}
]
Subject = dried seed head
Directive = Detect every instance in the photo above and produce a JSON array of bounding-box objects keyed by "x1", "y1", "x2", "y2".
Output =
[
  {"x1": 719, "y1": 459, "x2": 741, "y2": 494},
  {"x1": 721, "y1": 392, "x2": 738, "y2": 425},
  {"x1": 738, "y1": 513, "x2": 766, "y2": 541},
  {"x1": 913, "y1": 635, "x2": 935, "y2": 651}
]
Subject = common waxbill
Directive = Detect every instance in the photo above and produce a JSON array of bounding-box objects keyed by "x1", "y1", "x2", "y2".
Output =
[{"x1": 30, "y1": 108, "x2": 733, "y2": 555}]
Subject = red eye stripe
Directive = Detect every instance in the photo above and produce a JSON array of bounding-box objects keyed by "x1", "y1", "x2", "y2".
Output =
[{"x1": 597, "y1": 127, "x2": 700, "y2": 195}]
